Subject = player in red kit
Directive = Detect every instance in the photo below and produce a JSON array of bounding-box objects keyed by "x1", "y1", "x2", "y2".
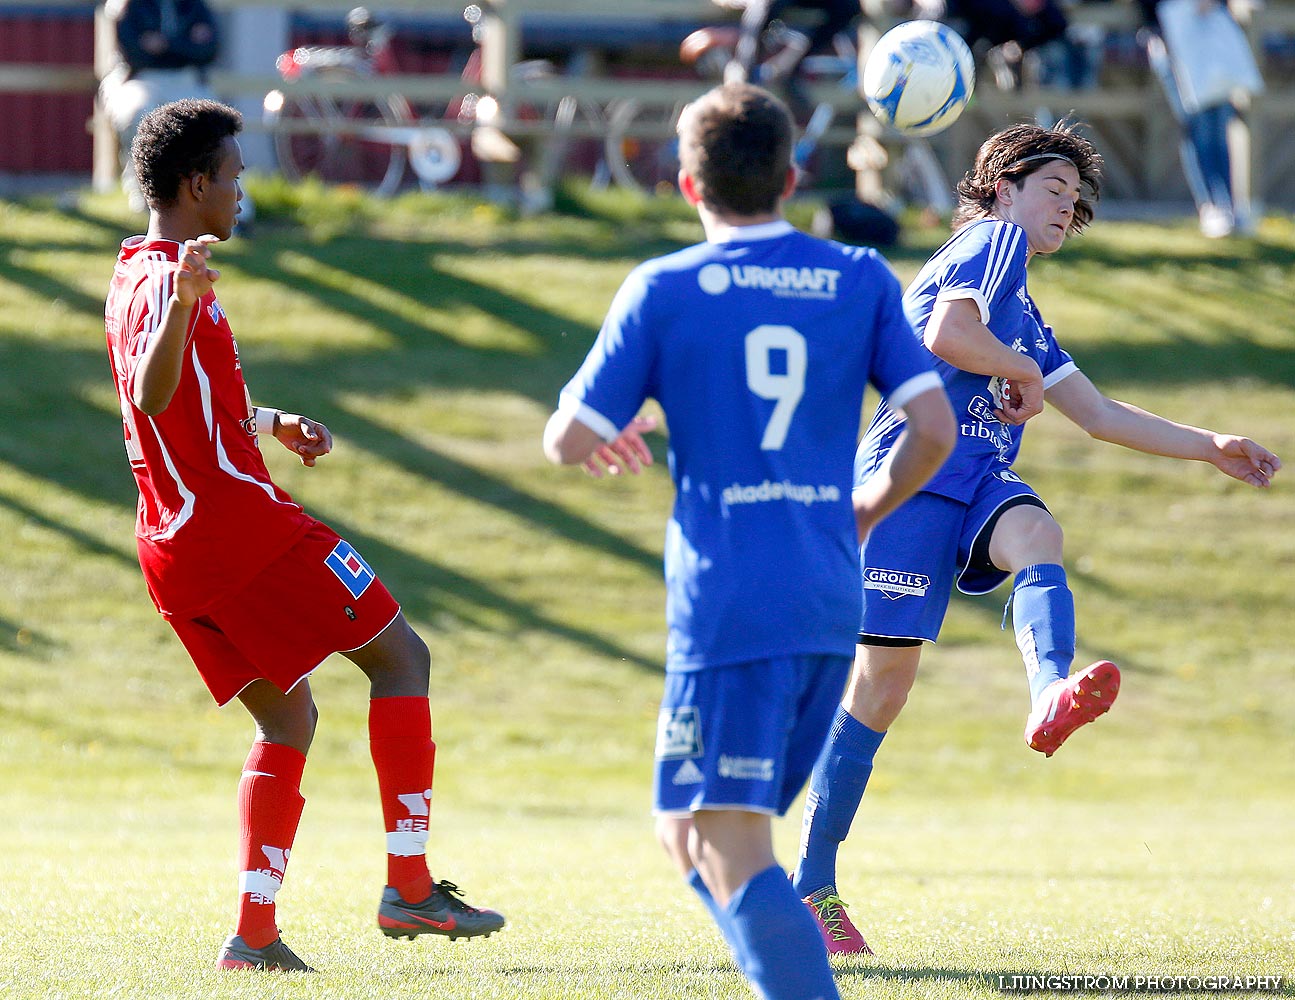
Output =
[{"x1": 104, "y1": 99, "x2": 504, "y2": 972}]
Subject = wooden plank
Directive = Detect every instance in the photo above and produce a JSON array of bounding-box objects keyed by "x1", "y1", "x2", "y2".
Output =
[{"x1": 0, "y1": 64, "x2": 95, "y2": 94}]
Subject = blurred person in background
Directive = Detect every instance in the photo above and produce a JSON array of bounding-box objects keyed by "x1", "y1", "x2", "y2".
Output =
[
  {"x1": 725, "y1": 0, "x2": 865, "y2": 118},
  {"x1": 878, "y1": 0, "x2": 1072, "y2": 88},
  {"x1": 1033, "y1": 0, "x2": 1108, "y2": 90},
  {"x1": 1137, "y1": 0, "x2": 1264, "y2": 237},
  {"x1": 99, "y1": 0, "x2": 231, "y2": 216}
]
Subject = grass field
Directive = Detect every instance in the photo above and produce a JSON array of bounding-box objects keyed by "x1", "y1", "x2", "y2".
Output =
[{"x1": 1, "y1": 181, "x2": 1292, "y2": 1000}]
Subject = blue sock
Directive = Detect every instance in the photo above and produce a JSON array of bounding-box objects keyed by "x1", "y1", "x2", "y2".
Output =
[
  {"x1": 793, "y1": 707, "x2": 885, "y2": 898},
  {"x1": 1012, "y1": 563, "x2": 1076, "y2": 705},
  {"x1": 724, "y1": 865, "x2": 840, "y2": 1000}
]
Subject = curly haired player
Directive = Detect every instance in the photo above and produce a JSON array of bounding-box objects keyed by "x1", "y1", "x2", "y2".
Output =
[
  {"x1": 103, "y1": 99, "x2": 503, "y2": 972},
  {"x1": 792, "y1": 121, "x2": 1281, "y2": 954}
]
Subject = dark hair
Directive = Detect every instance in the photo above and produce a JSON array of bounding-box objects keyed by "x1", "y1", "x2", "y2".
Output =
[
  {"x1": 677, "y1": 83, "x2": 792, "y2": 217},
  {"x1": 131, "y1": 99, "x2": 243, "y2": 209},
  {"x1": 952, "y1": 120, "x2": 1103, "y2": 233}
]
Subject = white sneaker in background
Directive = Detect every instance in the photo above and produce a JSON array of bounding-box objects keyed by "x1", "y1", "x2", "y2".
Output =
[{"x1": 1199, "y1": 203, "x2": 1235, "y2": 239}]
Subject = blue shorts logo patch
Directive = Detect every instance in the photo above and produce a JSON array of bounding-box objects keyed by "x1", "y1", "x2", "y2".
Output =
[
  {"x1": 325, "y1": 539, "x2": 376, "y2": 599},
  {"x1": 655, "y1": 707, "x2": 703, "y2": 760},
  {"x1": 863, "y1": 567, "x2": 931, "y2": 600}
]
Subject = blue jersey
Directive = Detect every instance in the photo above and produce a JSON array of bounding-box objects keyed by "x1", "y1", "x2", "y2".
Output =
[
  {"x1": 856, "y1": 219, "x2": 1077, "y2": 502},
  {"x1": 558, "y1": 221, "x2": 939, "y2": 671}
]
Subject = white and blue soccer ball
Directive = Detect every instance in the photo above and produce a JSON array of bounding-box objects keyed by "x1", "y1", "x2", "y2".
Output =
[{"x1": 862, "y1": 20, "x2": 975, "y2": 137}]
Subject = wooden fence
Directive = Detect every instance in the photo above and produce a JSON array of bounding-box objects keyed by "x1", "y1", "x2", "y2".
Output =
[{"x1": 3, "y1": 0, "x2": 1294, "y2": 209}]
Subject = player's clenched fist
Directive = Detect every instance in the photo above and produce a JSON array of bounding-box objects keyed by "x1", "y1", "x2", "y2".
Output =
[{"x1": 175, "y1": 235, "x2": 221, "y2": 307}]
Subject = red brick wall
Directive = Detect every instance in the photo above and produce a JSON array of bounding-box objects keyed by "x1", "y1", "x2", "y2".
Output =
[{"x1": 0, "y1": 9, "x2": 95, "y2": 173}]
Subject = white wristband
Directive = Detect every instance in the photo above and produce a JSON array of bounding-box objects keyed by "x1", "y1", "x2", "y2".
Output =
[{"x1": 253, "y1": 407, "x2": 279, "y2": 435}]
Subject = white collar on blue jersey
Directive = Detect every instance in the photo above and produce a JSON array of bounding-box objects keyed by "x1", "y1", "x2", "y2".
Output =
[{"x1": 706, "y1": 219, "x2": 795, "y2": 245}]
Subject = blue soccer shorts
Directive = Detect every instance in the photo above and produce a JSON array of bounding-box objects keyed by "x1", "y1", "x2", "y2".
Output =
[
  {"x1": 859, "y1": 472, "x2": 1049, "y2": 644},
  {"x1": 653, "y1": 654, "x2": 851, "y2": 817}
]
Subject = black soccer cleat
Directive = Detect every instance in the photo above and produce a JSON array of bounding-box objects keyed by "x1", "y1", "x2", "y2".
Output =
[
  {"x1": 378, "y1": 880, "x2": 506, "y2": 941},
  {"x1": 215, "y1": 933, "x2": 315, "y2": 972}
]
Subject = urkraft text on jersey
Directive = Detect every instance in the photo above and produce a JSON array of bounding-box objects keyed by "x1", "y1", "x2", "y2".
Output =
[{"x1": 729, "y1": 265, "x2": 840, "y2": 296}]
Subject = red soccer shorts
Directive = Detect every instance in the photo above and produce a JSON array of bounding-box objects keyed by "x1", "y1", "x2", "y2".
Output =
[{"x1": 169, "y1": 522, "x2": 401, "y2": 705}]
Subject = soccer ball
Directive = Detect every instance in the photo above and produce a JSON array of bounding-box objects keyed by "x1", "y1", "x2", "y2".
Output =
[{"x1": 862, "y1": 20, "x2": 975, "y2": 137}]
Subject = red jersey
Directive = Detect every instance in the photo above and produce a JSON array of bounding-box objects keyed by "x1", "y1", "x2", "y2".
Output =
[{"x1": 105, "y1": 237, "x2": 314, "y2": 617}]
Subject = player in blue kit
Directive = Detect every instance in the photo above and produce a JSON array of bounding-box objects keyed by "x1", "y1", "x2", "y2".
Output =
[
  {"x1": 792, "y1": 121, "x2": 1282, "y2": 955},
  {"x1": 543, "y1": 82, "x2": 954, "y2": 999}
]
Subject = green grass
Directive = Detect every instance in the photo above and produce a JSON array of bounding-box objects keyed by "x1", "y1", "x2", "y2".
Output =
[{"x1": 1, "y1": 182, "x2": 1293, "y2": 999}]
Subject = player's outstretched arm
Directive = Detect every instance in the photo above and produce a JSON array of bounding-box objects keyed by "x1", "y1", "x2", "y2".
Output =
[
  {"x1": 543, "y1": 412, "x2": 656, "y2": 478},
  {"x1": 853, "y1": 385, "x2": 956, "y2": 539},
  {"x1": 261, "y1": 410, "x2": 333, "y2": 467},
  {"x1": 1047, "y1": 371, "x2": 1281, "y2": 488}
]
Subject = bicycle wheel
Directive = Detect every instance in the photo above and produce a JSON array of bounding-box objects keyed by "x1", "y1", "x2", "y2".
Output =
[
  {"x1": 533, "y1": 94, "x2": 610, "y2": 187},
  {"x1": 268, "y1": 66, "x2": 413, "y2": 197},
  {"x1": 604, "y1": 99, "x2": 685, "y2": 195}
]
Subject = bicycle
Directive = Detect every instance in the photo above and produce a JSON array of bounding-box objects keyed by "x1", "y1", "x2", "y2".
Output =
[
  {"x1": 262, "y1": 6, "x2": 451, "y2": 197},
  {"x1": 262, "y1": 5, "x2": 608, "y2": 200},
  {"x1": 602, "y1": 14, "x2": 955, "y2": 217},
  {"x1": 602, "y1": 20, "x2": 828, "y2": 195}
]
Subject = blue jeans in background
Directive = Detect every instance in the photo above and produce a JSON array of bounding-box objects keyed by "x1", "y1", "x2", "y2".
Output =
[{"x1": 1186, "y1": 101, "x2": 1235, "y2": 212}]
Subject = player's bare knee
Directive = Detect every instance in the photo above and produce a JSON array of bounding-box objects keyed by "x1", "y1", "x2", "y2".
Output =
[
  {"x1": 399, "y1": 627, "x2": 431, "y2": 689},
  {"x1": 655, "y1": 814, "x2": 694, "y2": 875},
  {"x1": 847, "y1": 649, "x2": 920, "y2": 729},
  {"x1": 845, "y1": 680, "x2": 909, "y2": 730},
  {"x1": 252, "y1": 697, "x2": 317, "y2": 754},
  {"x1": 351, "y1": 617, "x2": 430, "y2": 696},
  {"x1": 1022, "y1": 512, "x2": 1063, "y2": 558},
  {"x1": 994, "y1": 507, "x2": 1064, "y2": 568}
]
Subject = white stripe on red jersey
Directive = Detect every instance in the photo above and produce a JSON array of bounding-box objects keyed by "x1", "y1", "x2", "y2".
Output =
[{"x1": 105, "y1": 237, "x2": 313, "y2": 617}]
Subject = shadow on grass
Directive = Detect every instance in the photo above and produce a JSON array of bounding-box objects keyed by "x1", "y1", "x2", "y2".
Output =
[
  {"x1": 321, "y1": 512, "x2": 660, "y2": 672},
  {"x1": 0, "y1": 220, "x2": 664, "y2": 674},
  {"x1": 0, "y1": 492, "x2": 136, "y2": 569},
  {"x1": 238, "y1": 232, "x2": 602, "y2": 400},
  {"x1": 0, "y1": 615, "x2": 54, "y2": 656},
  {"x1": 5, "y1": 202, "x2": 1289, "y2": 685},
  {"x1": 330, "y1": 406, "x2": 662, "y2": 574},
  {"x1": 0, "y1": 238, "x2": 109, "y2": 319},
  {"x1": 0, "y1": 701, "x2": 214, "y2": 767}
]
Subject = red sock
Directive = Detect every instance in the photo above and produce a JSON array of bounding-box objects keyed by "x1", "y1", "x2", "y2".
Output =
[
  {"x1": 234, "y1": 742, "x2": 307, "y2": 950},
  {"x1": 369, "y1": 696, "x2": 435, "y2": 903}
]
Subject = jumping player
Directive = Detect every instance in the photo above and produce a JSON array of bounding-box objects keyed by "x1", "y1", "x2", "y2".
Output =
[
  {"x1": 793, "y1": 121, "x2": 1282, "y2": 954},
  {"x1": 103, "y1": 99, "x2": 504, "y2": 972},
  {"x1": 543, "y1": 82, "x2": 954, "y2": 999}
]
